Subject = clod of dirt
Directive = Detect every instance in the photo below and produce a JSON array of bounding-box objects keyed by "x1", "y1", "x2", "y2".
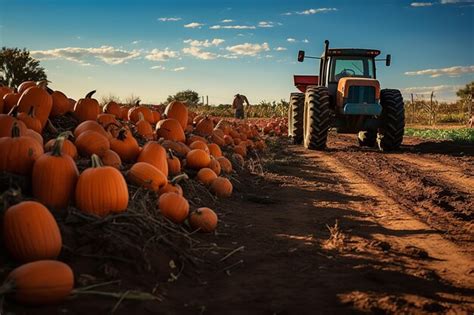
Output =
[
  {"x1": 370, "y1": 240, "x2": 391, "y2": 252},
  {"x1": 423, "y1": 301, "x2": 445, "y2": 312},
  {"x1": 404, "y1": 245, "x2": 429, "y2": 259}
]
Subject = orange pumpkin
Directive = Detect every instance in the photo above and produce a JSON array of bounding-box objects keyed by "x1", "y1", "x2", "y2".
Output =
[
  {"x1": 196, "y1": 168, "x2": 217, "y2": 186},
  {"x1": 0, "y1": 108, "x2": 27, "y2": 137},
  {"x1": 186, "y1": 149, "x2": 211, "y2": 170},
  {"x1": 73, "y1": 90, "x2": 100, "y2": 122},
  {"x1": 74, "y1": 120, "x2": 111, "y2": 140},
  {"x1": 50, "y1": 90, "x2": 71, "y2": 116},
  {"x1": 155, "y1": 118, "x2": 185, "y2": 142},
  {"x1": 3, "y1": 201, "x2": 62, "y2": 262},
  {"x1": 135, "y1": 112, "x2": 154, "y2": 140},
  {"x1": 207, "y1": 143, "x2": 222, "y2": 158},
  {"x1": 137, "y1": 141, "x2": 168, "y2": 177},
  {"x1": 210, "y1": 177, "x2": 233, "y2": 198},
  {"x1": 33, "y1": 136, "x2": 79, "y2": 209},
  {"x1": 100, "y1": 149, "x2": 122, "y2": 169},
  {"x1": 17, "y1": 106, "x2": 42, "y2": 133},
  {"x1": 76, "y1": 130, "x2": 110, "y2": 157},
  {"x1": 164, "y1": 100, "x2": 188, "y2": 130},
  {"x1": 128, "y1": 162, "x2": 167, "y2": 192},
  {"x1": 186, "y1": 134, "x2": 208, "y2": 145},
  {"x1": 161, "y1": 140, "x2": 190, "y2": 158},
  {"x1": 103, "y1": 101, "x2": 121, "y2": 117},
  {"x1": 5, "y1": 260, "x2": 74, "y2": 305},
  {"x1": 233, "y1": 144, "x2": 247, "y2": 157},
  {"x1": 189, "y1": 207, "x2": 218, "y2": 232},
  {"x1": 151, "y1": 110, "x2": 161, "y2": 123},
  {"x1": 75, "y1": 154, "x2": 129, "y2": 216},
  {"x1": 167, "y1": 151, "x2": 181, "y2": 176},
  {"x1": 158, "y1": 182, "x2": 183, "y2": 196},
  {"x1": 96, "y1": 113, "x2": 118, "y2": 127},
  {"x1": 110, "y1": 128, "x2": 140, "y2": 163},
  {"x1": 128, "y1": 103, "x2": 153, "y2": 123},
  {"x1": 208, "y1": 157, "x2": 222, "y2": 175},
  {"x1": 0, "y1": 122, "x2": 43, "y2": 175},
  {"x1": 158, "y1": 192, "x2": 189, "y2": 223},
  {"x1": 17, "y1": 81, "x2": 52, "y2": 128},
  {"x1": 189, "y1": 140, "x2": 209, "y2": 153},
  {"x1": 195, "y1": 116, "x2": 214, "y2": 136},
  {"x1": 44, "y1": 133, "x2": 77, "y2": 159}
]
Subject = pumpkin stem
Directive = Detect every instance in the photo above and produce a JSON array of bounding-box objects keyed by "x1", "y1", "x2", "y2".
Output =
[
  {"x1": 167, "y1": 149, "x2": 175, "y2": 159},
  {"x1": 36, "y1": 80, "x2": 49, "y2": 89},
  {"x1": 117, "y1": 128, "x2": 128, "y2": 141},
  {"x1": 171, "y1": 173, "x2": 188, "y2": 184},
  {"x1": 46, "y1": 119, "x2": 59, "y2": 134},
  {"x1": 51, "y1": 135, "x2": 67, "y2": 157},
  {"x1": 46, "y1": 86, "x2": 54, "y2": 94},
  {"x1": 27, "y1": 106, "x2": 36, "y2": 117},
  {"x1": 85, "y1": 90, "x2": 97, "y2": 99},
  {"x1": 11, "y1": 122, "x2": 21, "y2": 138},
  {"x1": 58, "y1": 131, "x2": 74, "y2": 140},
  {"x1": 91, "y1": 154, "x2": 104, "y2": 168},
  {"x1": 135, "y1": 99, "x2": 141, "y2": 106}
]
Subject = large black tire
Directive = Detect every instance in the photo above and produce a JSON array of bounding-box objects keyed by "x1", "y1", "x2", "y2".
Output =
[
  {"x1": 303, "y1": 86, "x2": 331, "y2": 150},
  {"x1": 377, "y1": 89, "x2": 405, "y2": 151},
  {"x1": 358, "y1": 130, "x2": 377, "y2": 147},
  {"x1": 287, "y1": 92, "x2": 304, "y2": 144}
]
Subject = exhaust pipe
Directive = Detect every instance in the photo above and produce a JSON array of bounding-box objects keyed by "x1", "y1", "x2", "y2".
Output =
[{"x1": 324, "y1": 40, "x2": 329, "y2": 57}]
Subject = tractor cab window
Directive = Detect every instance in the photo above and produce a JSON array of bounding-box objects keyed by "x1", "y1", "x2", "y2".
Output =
[{"x1": 329, "y1": 57, "x2": 374, "y2": 82}]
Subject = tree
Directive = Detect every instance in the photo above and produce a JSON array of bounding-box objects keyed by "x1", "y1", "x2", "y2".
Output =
[
  {"x1": 456, "y1": 82, "x2": 473, "y2": 117},
  {"x1": 166, "y1": 90, "x2": 200, "y2": 106},
  {"x1": 0, "y1": 47, "x2": 47, "y2": 88}
]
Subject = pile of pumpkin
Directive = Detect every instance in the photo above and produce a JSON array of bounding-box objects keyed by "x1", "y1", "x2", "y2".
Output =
[
  {"x1": 0, "y1": 81, "x2": 267, "y2": 305},
  {"x1": 253, "y1": 117, "x2": 288, "y2": 137}
]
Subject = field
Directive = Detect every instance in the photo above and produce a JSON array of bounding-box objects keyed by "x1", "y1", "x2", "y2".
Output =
[{"x1": 1, "y1": 87, "x2": 473, "y2": 314}]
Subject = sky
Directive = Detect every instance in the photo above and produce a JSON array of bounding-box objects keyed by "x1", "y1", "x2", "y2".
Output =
[{"x1": 1, "y1": 0, "x2": 473, "y2": 104}]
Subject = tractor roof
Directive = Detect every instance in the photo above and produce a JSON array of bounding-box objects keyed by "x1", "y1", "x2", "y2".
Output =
[{"x1": 324, "y1": 48, "x2": 380, "y2": 57}]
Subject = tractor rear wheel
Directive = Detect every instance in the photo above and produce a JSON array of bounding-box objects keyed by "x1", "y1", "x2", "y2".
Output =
[
  {"x1": 358, "y1": 130, "x2": 377, "y2": 147},
  {"x1": 377, "y1": 89, "x2": 405, "y2": 151},
  {"x1": 303, "y1": 86, "x2": 331, "y2": 150},
  {"x1": 288, "y1": 92, "x2": 304, "y2": 144}
]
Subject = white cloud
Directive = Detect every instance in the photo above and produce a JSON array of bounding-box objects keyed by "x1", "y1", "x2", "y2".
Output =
[
  {"x1": 210, "y1": 25, "x2": 256, "y2": 30},
  {"x1": 284, "y1": 8, "x2": 337, "y2": 15},
  {"x1": 172, "y1": 67, "x2": 186, "y2": 72},
  {"x1": 150, "y1": 65, "x2": 166, "y2": 70},
  {"x1": 131, "y1": 40, "x2": 141, "y2": 45},
  {"x1": 302, "y1": 39, "x2": 309, "y2": 43},
  {"x1": 226, "y1": 42, "x2": 270, "y2": 56},
  {"x1": 158, "y1": 17, "x2": 181, "y2": 21},
  {"x1": 182, "y1": 46, "x2": 218, "y2": 60},
  {"x1": 402, "y1": 85, "x2": 460, "y2": 93},
  {"x1": 221, "y1": 19, "x2": 233, "y2": 23},
  {"x1": 258, "y1": 21, "x2": 275, "y2": 28},
  {"x1": 184, "y1": 22, "x2": 204, "y2": 29},
  {"x1": 287, "y1": 38, "x2": 296, "y2": 42},
  {"x1": 274, "y1": 47, "x2": 287, "y2": 51},
  {"x1": 31, "y1": 46, "x2": 141, "y2": 65},
  {"x1": 440, "y1": 0, "x2": 474, "y2": 3},
  {"x1": 405, "y1": 65, "x2": 474, "y2": 77},
  {"x1": 265, "y1": 55, "x2": 273, "y2": 58},
  {"x1": 145, "y1": 48, "x2": 179, "y2": 61},
  {"x1": 183, "y1": 38, "x2": 225, "y2": 47},
  {"x1": 410, "y1": 2, "x2": 433, "y2": 6}
]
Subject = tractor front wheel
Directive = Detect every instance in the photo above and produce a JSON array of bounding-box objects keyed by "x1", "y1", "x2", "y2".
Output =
[
  {"x1": 288, "y1": 92, "x2": 304, "y2": 144},
  {"x1": 303, "y1": 86, "x2": 331, "y2": 150},
  {"x1": 377, "y1": 89, "x2": 405, "y2": 151}
]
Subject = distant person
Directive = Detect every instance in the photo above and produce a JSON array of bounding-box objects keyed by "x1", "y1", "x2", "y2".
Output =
[
  {"x1": 232, "y1": 93, "x2": 250, "y2": 119},
  {"x1": 469, "y1": 115, "x2": 474, "y2": 128}
]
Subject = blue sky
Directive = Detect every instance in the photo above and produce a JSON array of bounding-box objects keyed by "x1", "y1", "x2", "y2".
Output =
[{"x1": 1, "y1": 0, "x2": 473, "y2": 104}]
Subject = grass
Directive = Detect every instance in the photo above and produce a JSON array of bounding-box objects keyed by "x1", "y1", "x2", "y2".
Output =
[{"x1": 405, "y1": 127, "x2": 474, "y2": 143}]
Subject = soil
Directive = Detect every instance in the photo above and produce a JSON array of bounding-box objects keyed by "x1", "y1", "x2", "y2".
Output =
[{"x1": 2, "y1": 132, "x2": 473, "y2": 314}]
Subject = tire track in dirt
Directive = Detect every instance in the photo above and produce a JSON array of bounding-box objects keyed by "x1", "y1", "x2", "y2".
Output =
[
  {"x1": 295, "y1": 146, "x2": 474, "y2": 289},
  {"x1": 325, "y1": 134, "x2": 473, "y2": 247}
]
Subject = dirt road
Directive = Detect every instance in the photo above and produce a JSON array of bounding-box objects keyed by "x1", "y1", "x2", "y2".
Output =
[{"x1": 161, "y1": 134, "x2": 473, "y2": 314}]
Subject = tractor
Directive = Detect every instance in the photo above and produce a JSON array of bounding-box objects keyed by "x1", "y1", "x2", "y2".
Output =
[{"x1": 288, "y1": 40, "x2": 405, "y2": 151}]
